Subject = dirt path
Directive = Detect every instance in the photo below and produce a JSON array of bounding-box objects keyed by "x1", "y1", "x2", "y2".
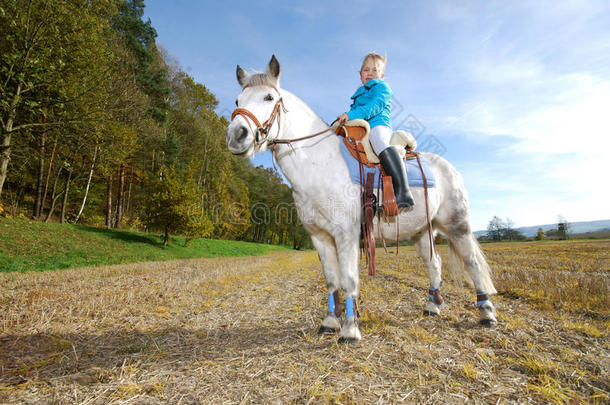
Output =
[{"x1": 1, "y1": 246, "x2": 608, "y2": 404}]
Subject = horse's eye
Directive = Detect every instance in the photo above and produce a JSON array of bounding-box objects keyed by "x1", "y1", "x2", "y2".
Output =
[
  {"x1": 235, "y1": 99, "x2": 238, "y2": 106},
  {"x1": 264, "y1": 94, "x2": 274, "y2": 102}
]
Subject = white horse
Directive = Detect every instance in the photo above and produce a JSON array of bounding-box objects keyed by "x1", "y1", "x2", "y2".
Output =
[{"x1": 226, "y1": 56, "x2": 497, "y2": 343}]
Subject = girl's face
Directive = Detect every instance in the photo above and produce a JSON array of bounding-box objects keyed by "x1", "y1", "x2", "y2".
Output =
[{"x1": 360, "y1": 58, "x2": 384, "y2": 84}]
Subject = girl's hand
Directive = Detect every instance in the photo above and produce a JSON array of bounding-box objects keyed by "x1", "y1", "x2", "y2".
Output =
[{"x1": 338, "y1": 113, "x2": 349, "y2": 124}]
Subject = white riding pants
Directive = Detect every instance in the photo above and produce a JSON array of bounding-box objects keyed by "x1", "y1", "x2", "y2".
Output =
[{"x1": 370, "y1": 125, "x2": 392, "y2": 155}]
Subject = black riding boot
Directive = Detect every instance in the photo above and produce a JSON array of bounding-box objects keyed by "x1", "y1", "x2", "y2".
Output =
[{"x1": 378, "y1": 147, "x2": 415, "y2": 209}]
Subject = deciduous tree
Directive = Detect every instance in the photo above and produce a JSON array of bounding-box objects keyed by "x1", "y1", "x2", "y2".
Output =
[
  {"x1": 0, "y1": 0, "x2": 118, "y2": 197},
  {"x1": 143, "y1": 164, "x2": 213, "y2": 246}
]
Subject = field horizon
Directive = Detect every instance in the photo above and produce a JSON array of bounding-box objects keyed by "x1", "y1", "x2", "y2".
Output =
[{"x1": 474, "y1": 218, "x2": 610, "y2": 238}]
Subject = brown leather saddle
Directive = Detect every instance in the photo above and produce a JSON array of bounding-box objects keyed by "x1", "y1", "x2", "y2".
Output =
[{"x1": 334, "y1": 119, "x2": 417, "y2": 217}]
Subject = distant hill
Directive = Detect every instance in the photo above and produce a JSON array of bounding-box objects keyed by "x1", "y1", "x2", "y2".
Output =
[{"x1": 474, "y1": 219, "x2": 610, "y2": 238}]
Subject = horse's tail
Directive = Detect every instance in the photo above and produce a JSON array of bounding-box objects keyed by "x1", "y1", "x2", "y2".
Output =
[{"x1": 447, "y1": 235, "x2": 497, "y2": 295}]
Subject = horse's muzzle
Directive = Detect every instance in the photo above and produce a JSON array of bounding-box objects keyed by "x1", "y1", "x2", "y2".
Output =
[{"x1": 226, "y1": 123, "x2": 254, "y2": 156}]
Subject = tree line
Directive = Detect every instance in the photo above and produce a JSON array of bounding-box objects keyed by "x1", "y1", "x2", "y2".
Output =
[
  {"x1": 482, "y1": 215, "x2": 571, "y2": 242},
  {"x1": 485, "y1": 216, "x2": 525, "y2": 242},
  {"x1": 0, "y1": 0, "x2": 311, "y2": 249}
]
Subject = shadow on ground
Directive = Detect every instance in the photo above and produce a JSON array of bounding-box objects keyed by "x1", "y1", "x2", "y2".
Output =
[
  {"x1": 78, "y1": 225, "x2": 163, "y2": 248},
  {"x1": 0, "y1": 323, "x2": 311, "y2": 386}
]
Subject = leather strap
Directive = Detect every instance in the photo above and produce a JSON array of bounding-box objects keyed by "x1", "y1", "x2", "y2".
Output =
[
  {"x1": 364, "y1": 172, "x2": 376, "y2": 276},
  {"x1": 429, "y1": 288, "x2": 445, "y2": 305},
  {"x1": 382, "y1": 176, "x2": 398, "y2": 217},
  {"x1": 271, "y1": 127, "x2": 331, "y2": 145},
  {"x1": 333, "y1": 290, "x2": 342, "y2": 317},
  {"x1": 477, "y1": 293, "x2": 489, "y2": 302},
  {"x1": 410, "y1": 152, "x2": 435, "y2": 261}
]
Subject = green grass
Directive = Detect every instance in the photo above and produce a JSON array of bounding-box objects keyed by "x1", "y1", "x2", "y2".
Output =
[{"x1": 0, "y1": 217, "x2": 290, "y2": 273}]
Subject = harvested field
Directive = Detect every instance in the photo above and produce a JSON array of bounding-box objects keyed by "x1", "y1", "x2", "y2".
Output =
[{"x1": 1, "y1": 240, "x2": 608, "y2": 404}]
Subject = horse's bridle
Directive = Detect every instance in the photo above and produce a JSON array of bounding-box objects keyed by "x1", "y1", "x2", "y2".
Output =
[
  {"x1": 231, "y1": 85, "x2": 287, "y2": 148},
  {"x1": 231, "y1": 84, "x2": 332, "y2": 149}
]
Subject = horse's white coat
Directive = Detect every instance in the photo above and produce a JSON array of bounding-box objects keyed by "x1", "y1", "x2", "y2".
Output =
[{"x1": 227, "y1": 57, "x2": 497, "y2": 341}]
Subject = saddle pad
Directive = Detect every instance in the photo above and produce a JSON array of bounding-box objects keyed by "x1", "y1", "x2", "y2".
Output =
[{"x1": 339, "y1": 141, "x2": 436, "y2": 188}]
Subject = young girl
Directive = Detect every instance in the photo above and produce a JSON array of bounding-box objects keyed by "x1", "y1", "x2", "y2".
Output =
[{"x1": 339, "y1": 52, "x2": 414, "y2": 209}]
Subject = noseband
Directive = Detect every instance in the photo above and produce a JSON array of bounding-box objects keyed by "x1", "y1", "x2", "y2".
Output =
[{"x1": 231, "y1": 85, "x2": 287, "y2": 148}]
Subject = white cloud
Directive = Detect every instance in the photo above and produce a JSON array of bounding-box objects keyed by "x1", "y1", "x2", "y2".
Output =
[
  {"x1": 451, "y1": 68, "x2": 610, "y2": 228},
  {"x1": 507, "y1": 75, "x2": 610, "y2": 155},
  {"x1": 468, "y1": 54, "x2": 545, "y2": 86}
]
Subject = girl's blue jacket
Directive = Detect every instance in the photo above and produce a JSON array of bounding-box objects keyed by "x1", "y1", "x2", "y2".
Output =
[{"x1": 346, "y1": 78, "x2": 393, "y2": 128}]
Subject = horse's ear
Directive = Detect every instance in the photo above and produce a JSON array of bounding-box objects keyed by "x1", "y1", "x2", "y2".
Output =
[
  {"x1": 236, "y1": 65, "x2": 249, "y2": 88},
  {"x1": 267, "y1": 55, "x2": 281, "y2": 83}
]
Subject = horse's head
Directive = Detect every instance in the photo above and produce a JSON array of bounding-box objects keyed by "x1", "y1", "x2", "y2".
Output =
[{"x1": 226, "y1": 55, "x2": 284, "y2": 158}]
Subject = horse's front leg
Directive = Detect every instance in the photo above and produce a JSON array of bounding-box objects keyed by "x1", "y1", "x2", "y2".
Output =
[
  {"x1": 335, "y1": 229, "x2": 362, "y2": 344},
  {"x1": 310, "y1": 232, "x2": 342, "y2": 334}
]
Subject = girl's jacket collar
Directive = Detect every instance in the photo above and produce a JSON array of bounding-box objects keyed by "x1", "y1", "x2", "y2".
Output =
[{"x1": 350, "y1": 78, "x2": 386, "y2": 99}]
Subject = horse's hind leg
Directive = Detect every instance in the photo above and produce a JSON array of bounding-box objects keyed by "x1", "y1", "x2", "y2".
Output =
[
  {"x1": 413, "y1": 230, "x2": 444, "y2": 316},
  {"x1": 310, "y1": 232, "x2": 342, "y2": 334},
  {"x1": 446, "y1": 227, "x2": 498, "y2": 326}
]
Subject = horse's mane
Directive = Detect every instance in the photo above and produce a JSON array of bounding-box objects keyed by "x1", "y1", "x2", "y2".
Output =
[
  {"x1": 244, "y1": 71, "x2": 277, "y2": 88},
  {"x1": 242, "y1": 71, "x2": 326, "y2": 126}
]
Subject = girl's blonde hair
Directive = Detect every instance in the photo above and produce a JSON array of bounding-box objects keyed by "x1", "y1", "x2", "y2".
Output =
[{"x1": 360, "y1": 52, "x2": 387, "y2": 74}]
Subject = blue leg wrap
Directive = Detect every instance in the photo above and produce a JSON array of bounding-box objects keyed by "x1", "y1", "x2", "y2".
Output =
[
  {"x1": 345, "y1": 297, "x2": 355, "y2": 318},
  {"x1": 477, "y1": 292, "x2": 490, "y2": 308},
  {"x1": 328, "y1": 293, "x2": 335, "y2": 314},
  {"x1": 477, "y1": 300, "x2": 490, "y2": 308},
  {"x1": 429, "y1": 287, "x2": 439, "y2": 303}
]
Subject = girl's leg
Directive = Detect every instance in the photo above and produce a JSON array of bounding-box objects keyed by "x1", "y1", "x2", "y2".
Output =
[
  {"x1": 369, "y1": 125, "x2": 392, "y2": 155},
  {"x1": 372, "y1": 126, "x2": 415, "y2": 209}
]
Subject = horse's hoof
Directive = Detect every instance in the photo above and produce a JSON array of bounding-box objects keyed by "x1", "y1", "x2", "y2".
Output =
[
  {"x1": 338, "y1": 316, "x2": 361, "y2": 343},
  {"x1": 478, "y1": 301, "x2": 497, "y2": 327},
  {"x1": 338, "y1": 336, "x2": 360, "y2": 345},
  {"x1": 319, "y1": 313, "x2": 342, "y2": 334},
  {"x1": 423, "y1": 302, "x2": 441, "y2": 316},
  {"x1": 318, "y1": 325, "x2": 339, "y2": 335},
  {"x1": 480, "y1": 318, "x2": 497, "y2": 327}
]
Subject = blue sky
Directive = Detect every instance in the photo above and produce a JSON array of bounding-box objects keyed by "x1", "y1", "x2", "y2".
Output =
[{"x1": 144, "y1": 0, "x2": 610, "y2": 231}]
